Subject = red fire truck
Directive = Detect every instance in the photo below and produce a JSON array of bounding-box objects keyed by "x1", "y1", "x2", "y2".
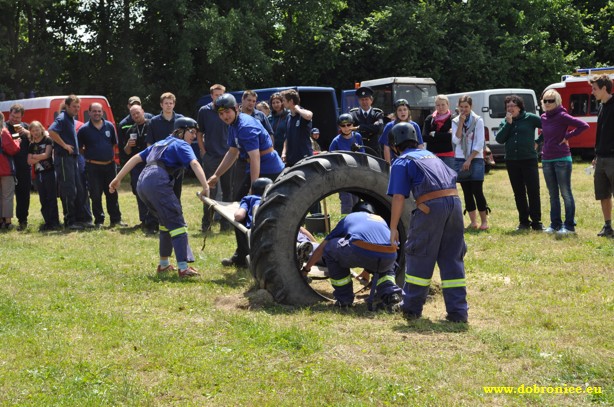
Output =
[{"x1": 544, "y1": 67, "x2": 614, "y2": 159}]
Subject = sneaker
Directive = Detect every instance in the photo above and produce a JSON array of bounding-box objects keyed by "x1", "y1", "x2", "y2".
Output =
[
  {"x1": 597, "y1": 224, "x2": 613, "y2": 237},
  {"x1": 557, "y1": 227, "x2": 576, "y2": 236},
  {"x1": 178, "y1": 266, "x2": 200, "y2": 278},
  {"x1": 515, "y1": 223, "x2": 531, "y2": 231},
  {"x1": 544, "y1": 227, "x2": 558, "y2": 234},
  {"x1": 296, "y1": 242, "x2": 313, "y2": 266},
  {"x1": 157, "y1": 264, "x2": 176, "y2": 274}
]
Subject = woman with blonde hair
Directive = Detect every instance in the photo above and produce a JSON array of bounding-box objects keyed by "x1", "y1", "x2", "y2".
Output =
[
  {"x1": 27, "y1": 121, "x2": 61, "y2": 230},
  {"x1": 423, "y1": 94, "x2": 454, "y2": 169},
  {"x1": 539, "y1": 89, "x2": 589, "y2": 235}
]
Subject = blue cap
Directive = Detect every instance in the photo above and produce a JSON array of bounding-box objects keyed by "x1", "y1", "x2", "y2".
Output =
[{"x1": 310, "y1": 128, "x2": 320, "y2": 134}]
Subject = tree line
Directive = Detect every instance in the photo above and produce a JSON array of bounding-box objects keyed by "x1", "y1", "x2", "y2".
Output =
[{"x1": 1, "y1": 0, "x2": 613, "y2": 117}]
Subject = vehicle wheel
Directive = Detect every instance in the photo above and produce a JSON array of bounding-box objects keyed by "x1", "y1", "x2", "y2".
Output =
[{"x1": 249, "y1": 152, "x2": 412, "y2": 305}]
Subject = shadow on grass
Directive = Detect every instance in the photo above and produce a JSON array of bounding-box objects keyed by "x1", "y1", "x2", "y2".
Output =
[{"x1": 391, "y1": 318, "x2": 469, "y2": 334}]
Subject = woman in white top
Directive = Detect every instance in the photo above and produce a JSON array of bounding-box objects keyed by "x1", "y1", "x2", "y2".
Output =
[{"x1": 451, "y1": 95, "x2": 489, "y2": 230}]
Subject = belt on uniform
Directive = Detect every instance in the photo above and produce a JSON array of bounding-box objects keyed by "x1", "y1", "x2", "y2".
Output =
[
  {"x1": 246, "y1": 146, "x2": 275, "y2": 163},
  {"x1": 415, "y1": 188, "x2": 458, "y2": 214},
  {"x1": 86, "y1": 159, "x2": 114, "y2": 165},
  {"x1": 351, "y1": 240, "x2": 397, "y2": 253}
]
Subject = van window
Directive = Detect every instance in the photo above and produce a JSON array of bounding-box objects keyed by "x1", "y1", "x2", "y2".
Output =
[
  {"x1": 394, "y1": 84, "x2": 438, "y2": 108},
  {"x1": 489, "y1": 93, "x2": 536, "y2": 118},
  {"x1": 569, "y1": 94, "x2": 589, "y2": 116}
]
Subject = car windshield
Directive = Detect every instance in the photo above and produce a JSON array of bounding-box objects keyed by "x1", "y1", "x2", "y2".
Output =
[{"x1": 394, "y1": 84, "x2": 438, "y2": 108}]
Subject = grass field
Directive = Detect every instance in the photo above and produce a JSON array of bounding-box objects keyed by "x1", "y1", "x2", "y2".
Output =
[{"x1": 0, "y1": 161, "x2": 612, "y2": 406}]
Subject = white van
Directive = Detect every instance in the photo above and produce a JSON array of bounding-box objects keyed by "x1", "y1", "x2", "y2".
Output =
[{"x1": 446, "y1": 89, "x2": 539, "y2": 159}]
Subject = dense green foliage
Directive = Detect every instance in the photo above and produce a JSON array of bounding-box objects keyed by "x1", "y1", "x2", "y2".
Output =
[{"x1": 1, "y1": 0, "x2": 613, "y2": 115}]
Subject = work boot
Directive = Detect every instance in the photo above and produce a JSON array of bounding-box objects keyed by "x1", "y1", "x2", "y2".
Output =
[
  {"x1": 221, "y1": 255, "x2": 246, "y2": 268},
  {"x1": 381, "y1": 293, "x2": 403, "y2": 313}
]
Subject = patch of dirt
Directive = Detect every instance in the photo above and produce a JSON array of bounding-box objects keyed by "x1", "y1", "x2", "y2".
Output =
[{"x1": 214, "y1": 289, "x2": 275, "y2": 311}]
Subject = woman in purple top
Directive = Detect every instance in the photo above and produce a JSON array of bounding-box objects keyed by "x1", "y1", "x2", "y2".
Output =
[{"x1": 540, "y1": 89, "x2": 589, "y2": 235}]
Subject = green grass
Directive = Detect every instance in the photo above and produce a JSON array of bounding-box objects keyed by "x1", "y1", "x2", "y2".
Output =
[{"x1": 0, "y1": 162, "x2": 612, "y2": 406}]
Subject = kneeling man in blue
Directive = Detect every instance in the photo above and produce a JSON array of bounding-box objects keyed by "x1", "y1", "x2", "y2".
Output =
[
  {"x1": 110, "y1": 117, "x2": 210, "y2": 278},
  {"x1": 303, "y1": 201, "x2": 403, "y2": 309},
  {"x1": 388, "y1": 122, "x2": 468, "y2": 323}
]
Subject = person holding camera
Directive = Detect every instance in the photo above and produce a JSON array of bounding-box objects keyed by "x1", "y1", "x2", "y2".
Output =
[
  {"x1": 329, "y1": 114, "x2": 364, "y2": 213},
  {"x1": 0, "y1": 113, "x2": 21, "y2": 229},
  {"x1": 451, "y1": 95, "x2": 489, "y2": 230}
]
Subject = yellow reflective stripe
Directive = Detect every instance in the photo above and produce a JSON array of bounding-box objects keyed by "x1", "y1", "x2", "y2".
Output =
[
  {"x1": 169, "y1": 226, "x2": 188, "y2": 237},
  {"x1": 442, "y1": 279, "x2": 466, "y2": 288},
  {"x1": 405, "y1": 275, "x2": 431, "y2": 286},
  {"x1": 330, "y1": 276, "x2": 352, "y2": 287},
  {"x1": 159, "y1": 225, "x2": 169, "y2": 232},
  {"x1": 376, "y1": 275, "x2": 396, "y2": 286}
]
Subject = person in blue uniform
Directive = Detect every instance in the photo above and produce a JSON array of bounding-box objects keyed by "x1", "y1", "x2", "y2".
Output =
[
  {"x1": 109, "y1": 117, "x2": 210, "y2": 278},
  {"x1": 47, "y1": 95, "x2": 91, "y2": 230},
  {"x1": 378, "y1": 99, "x2": 424, "y2": 164},
  {"x1": 147, "y1": 92, "x2": 185, "y2": 199},
  {"x1": 303, "y1": 201, "x2": 403, "y2": 309},
  {"x1": 207, "y1": 93, "x2": 285, "y2": 267},
  {"x1": 350, "y1": 86, "x2": 384, "y2": 157},
  {"x1": 388, "y1": 122, "x2": 468, "y2": 323},
  {"x1": 78, "y1": 102, "x2": 125, "y2": 227},
  {"x1": 117, "y1": 96, "x2": 153, "y2": 139},
  {"x1": 329, "y1": 113, "x2": 365, "y2": 214},
  {"x1": 280, "y1": 89, "x2": 313, "y2": 166}
]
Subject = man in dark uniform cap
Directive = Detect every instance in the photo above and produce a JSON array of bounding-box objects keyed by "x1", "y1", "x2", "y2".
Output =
[{"x1": 350, "y1": 86, "x2": 384, "y2": 157}]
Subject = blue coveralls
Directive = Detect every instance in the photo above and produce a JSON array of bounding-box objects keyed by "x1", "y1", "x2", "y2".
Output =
[
  {"x1": 323, "y1": 212, "x2": 402, "y2": 305},
  {"x1": 329, "y1": 132, "x2": 365, "y2": 214},
  {"x1": 388, "y1": 148, "x2": 468, "y2": 321},
  {"x1": 137, "y1": 136, "x2": 196, "y2": 265}
]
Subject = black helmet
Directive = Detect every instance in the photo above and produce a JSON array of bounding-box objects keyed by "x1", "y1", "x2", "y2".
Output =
[
  {"x1": 252, "y1": 177, "x2": 273, "y2": 196},
  {"x1": 351, "y1": 201, "x2": 375, "y2": 214},
  {"x1": 214, "y1": 93, "x2": 237, "y2": 112},
  {"x1": 174, "y1": 117, "x2": 198, "y2": 131},
  {"x1": 393, "y1": 98, "x2": 410, "y2": 110},
  {"x1": 389, "y1": 122, "x2": 418, "y2": 147},
  {"x1": 337, "y1": 113, "x2": 353, "y2": 126}
]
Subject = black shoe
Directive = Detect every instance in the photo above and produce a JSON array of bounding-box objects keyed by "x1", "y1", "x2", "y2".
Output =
[
  {"x1": 597, "y1": 224, "x2": 613, "y2": 237},
  {"x1": 221, "y1": 256, "x2": 246, "y2": 268},
  {"x1": 515, "y1": 223, "x2": 531, "y2": 231},
  {"x1": 80, "y1": 222, "x2": 96, "y2": 229},
  {"x1": 403, "y1": 312, "x2": 421, "y2": 321},
  {"x1": 111, "y1": 221, "x2": 128, "y2": 227},
  {"x1": 333, "y1": 300, "x2": 354, "y2": 308},
  {"x1": 445, "y1": 315, "x2": 468, "y2": 323},
  {"x1": 67, "y1": 223, "x2": 84, "y2": 231},
  {"x1": 382, "y1": 293, "x2": 403, "y2": 313},
  {"x1": 531, "y1": 222, "x2": 545, "y2": 231},
  {"x1": 17, "y1": 222, "x2": 27, "y2": 231}
]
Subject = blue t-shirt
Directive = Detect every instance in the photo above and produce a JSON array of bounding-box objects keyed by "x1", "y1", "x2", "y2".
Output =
[
  {"x1": 48, "y1": 111, "x2": 78, "y2": 156},
  {"x1": 251, "y1": 110, "x2": 274, "y2": 136},
  {"x1": 329, "y1": 132, "x2": 365, "y2": 152},
  {"x1": 147, "y1": 111, "x2": 184, "y2": 145},
  {"x1": 379, "y1": 120, "x2": 423, "y2": 160},
  {"x1": 239, "y1": 195, "x2": 261, "y2": 228},
  {"x1": 139, "y1": 135, "x2": 196, "y2": 169},
  {"x1": 197, "y1": 102, "x2": 228, "y2": 158},
  {"x1": 387, "y1": 148, "x2": 456, "y2": 199},
  {"x1": 285, "y1": 113, "x2": 312, "y2": 166},
  {"x1": 77, "y1": 120, "x2": 117, "y2": 161},
  {"x1": 326, "y1": 212, "x2": 395, "y2": 258},
  {"x1": 228, "y1": 113, "x2": 284, "y2": 174}
]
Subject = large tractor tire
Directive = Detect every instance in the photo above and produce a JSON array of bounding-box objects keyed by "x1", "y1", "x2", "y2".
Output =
[{"x1": 249, "y1": 152, "x2": 412, "y2": 306}]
